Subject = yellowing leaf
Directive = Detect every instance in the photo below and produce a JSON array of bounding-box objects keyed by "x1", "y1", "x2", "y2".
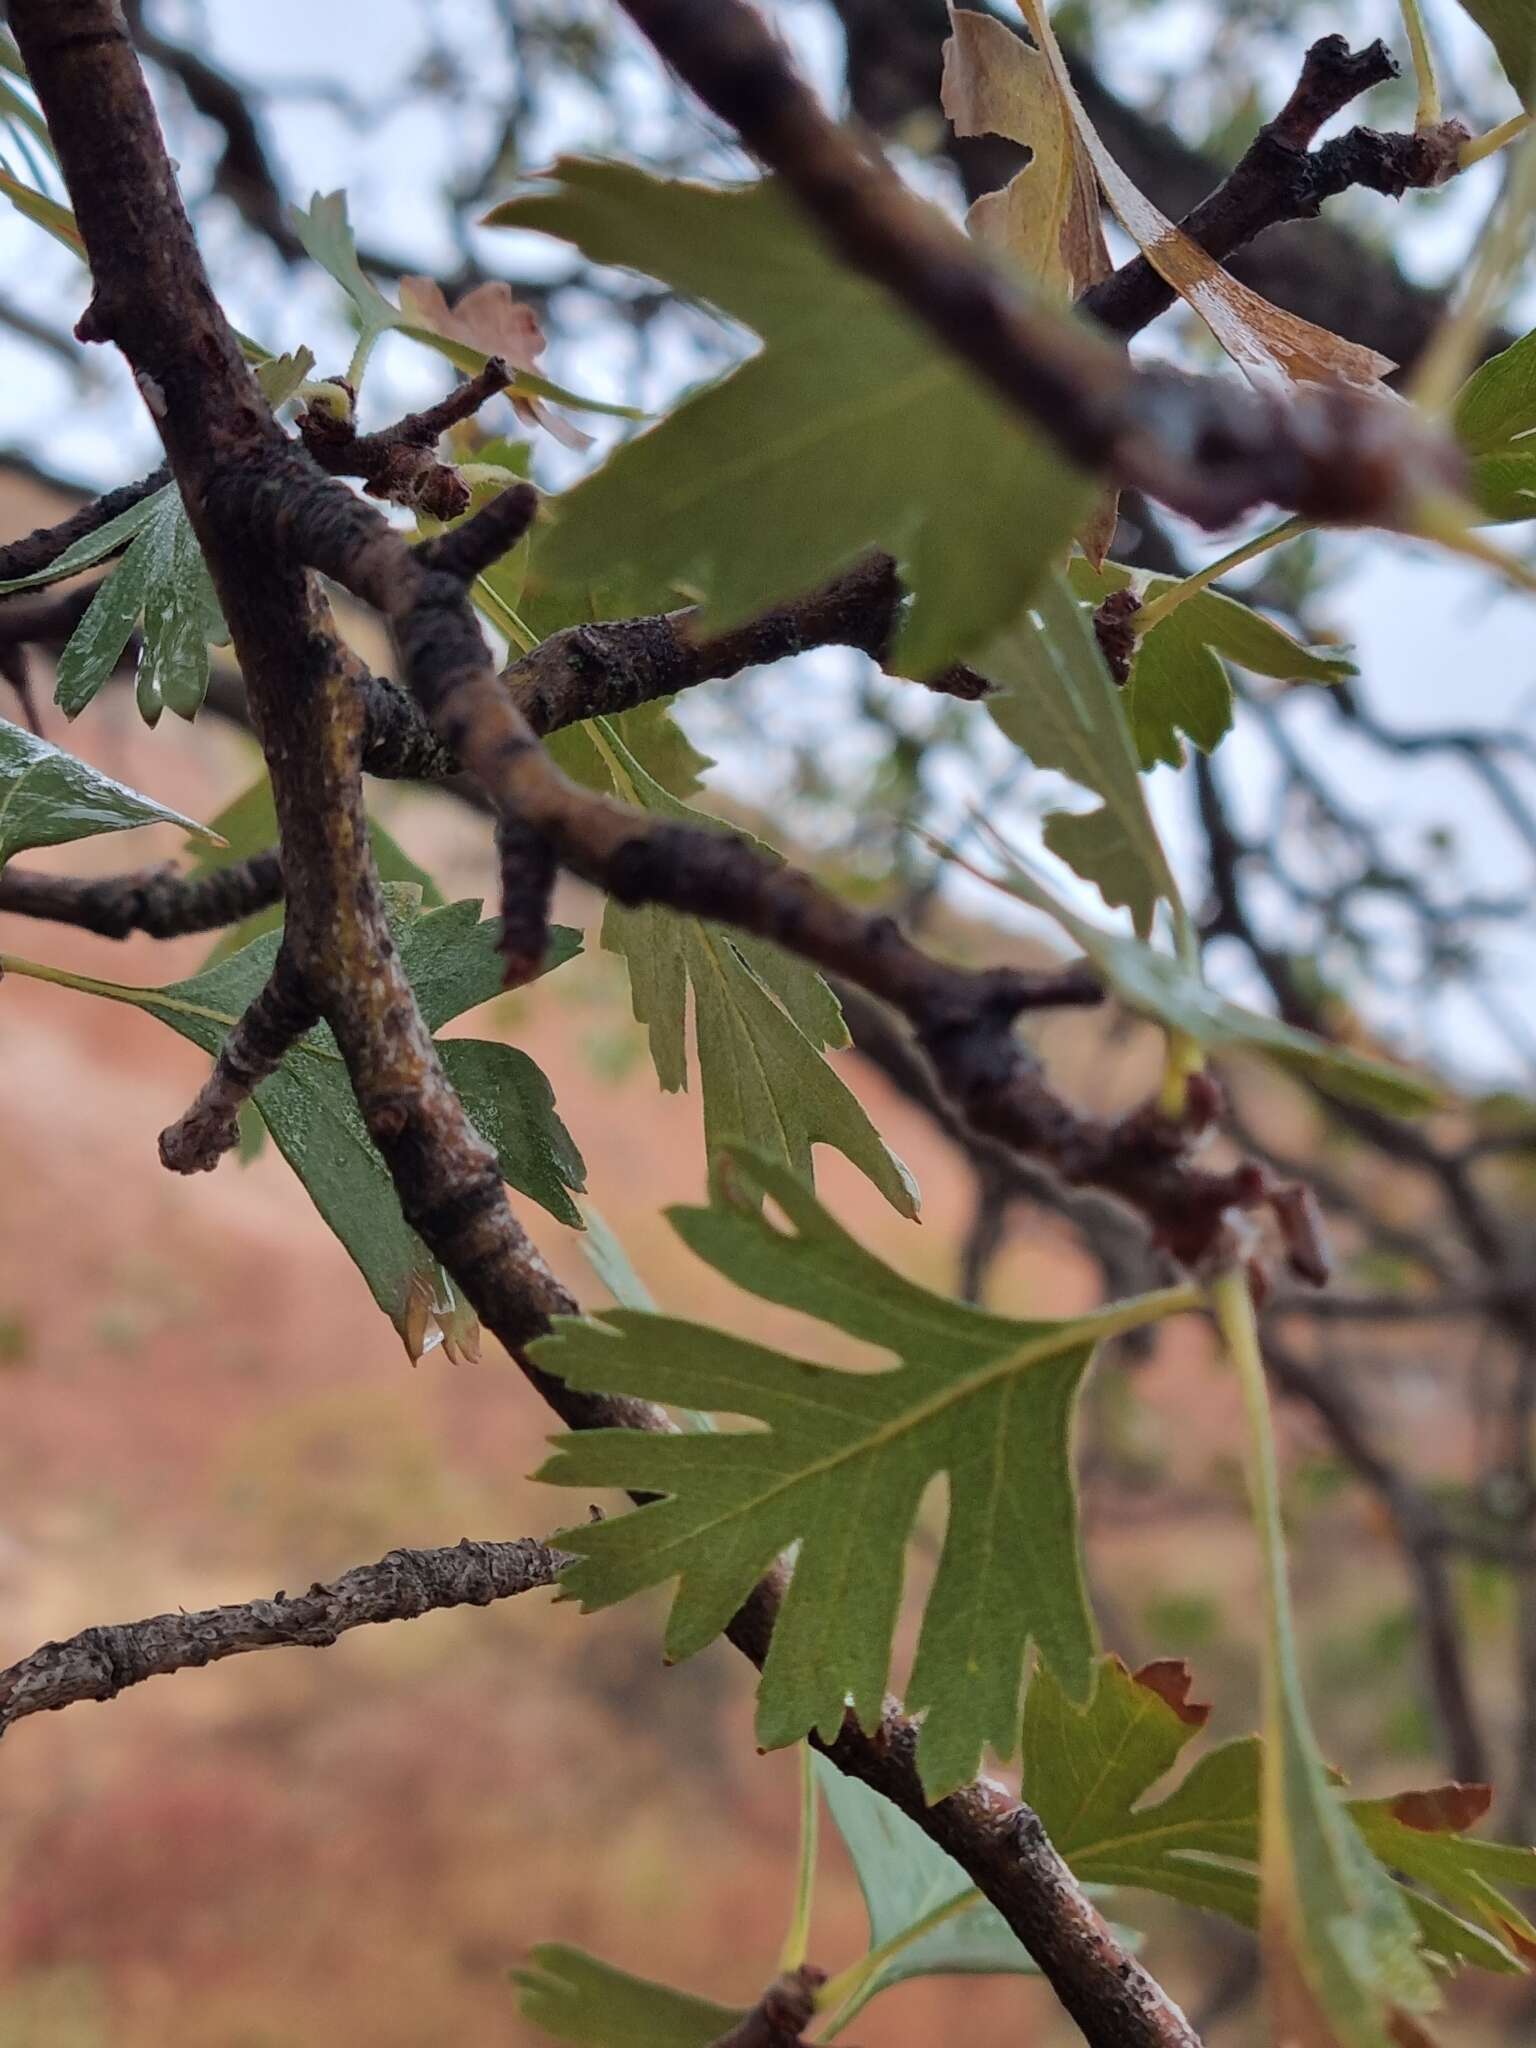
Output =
[
  {"x1": 940, "y1": 4, "x2": 1108, "y2": 298},
  {"x1": 1012, "y1": 0, "x2": 1392, "y2": 390}
]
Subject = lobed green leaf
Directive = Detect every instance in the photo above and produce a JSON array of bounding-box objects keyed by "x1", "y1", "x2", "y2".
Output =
[{"x1": 487, "y1": 159, "x2": 1092, "y2": 674}]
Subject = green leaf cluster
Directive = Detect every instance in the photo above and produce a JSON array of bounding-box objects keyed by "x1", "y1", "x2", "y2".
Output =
[
  {"x1": 554, "y1": 711, "x2": 917, "y2": 1215},
  {"x1": 486, "y1": 159, "x2": 1092, "y2": 675},
  {"x1": 7, "y1": 896, "x2": 585, "y2": 1359},
  {"x1": 1023, "y1": 1654, "x2": 1536, "y2": 1982},
  {"x1": 0, "y1": 483, "x2": 228, "y2": 724}
]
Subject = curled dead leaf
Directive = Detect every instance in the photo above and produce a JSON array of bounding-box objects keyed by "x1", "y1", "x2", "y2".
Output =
[
  {"x1": 1010, "y1": 0, "x2": 1394, "y2": 392},
  {"x1": 1389, "y1": 1784, "x2": 1494, "y2": 1834}
]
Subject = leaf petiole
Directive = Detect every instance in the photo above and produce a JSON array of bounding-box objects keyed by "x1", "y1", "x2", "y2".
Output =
[
  {"x1": 1130, "y1": 517, "x2": 1310, "y2": 637},
  {"x1": 1460, "y1": 110, "x2": 1535, "y2": 169},
  {"x1": 1398, "y1": 0, "x2": 1442, "y2": 129},
  {"x1": 814, "y1": 1888, "x2": 984, "y2": 2039},
  {"x1": 779, "y1": 1744, "x2": 820, "y2": 1975}
]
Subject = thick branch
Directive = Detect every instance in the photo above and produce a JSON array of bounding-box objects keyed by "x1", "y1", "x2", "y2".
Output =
[
  {"x1": 0, "y1": 1537, "x2": 567, "y2": 1735},
  {"x1": 158, "y1": 944, "x2": 318, "y2": 1172},
  {"x1": 0, "y1": 851, "x2": 282, "y2": 938},
  {"x1": 1080, "y1": 37, "x2": 1464, "y2": 340}
]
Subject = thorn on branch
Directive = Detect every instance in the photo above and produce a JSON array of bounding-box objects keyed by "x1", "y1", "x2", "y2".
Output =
[{"x1": 495, "y1": 814, "x2": 559, "y2": 986}]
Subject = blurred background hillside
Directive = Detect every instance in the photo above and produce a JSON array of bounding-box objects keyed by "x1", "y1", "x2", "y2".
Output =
[{"x1": 2, "y1": 4, "x2": 1536, "y2": 2045}]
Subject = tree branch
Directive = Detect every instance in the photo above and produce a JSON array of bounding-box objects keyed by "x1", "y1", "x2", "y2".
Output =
[
  {"x1": 1079, "y1": 36, "x2": 1465, "y2": 339},
  {"x1": 0, "y1": 1536, "x2": 567, "y2": 1736},
  {"x1": 0, "y1": 464, "x2": 167, "y2": 585},
  {"x1": 299, "y1": 356, "x2": 513, "y2": 518},
  {"x1": 708, "y1": 1968, "x2": 825, "y2": 2048},
  {"x1": 10, "y1": 8, "x2": 1202, "y2": 2041},
  {"x1": 0, "y1": 850, "x2": 283, "y2": 938},
  {"x1": 158, "y1": 942, "x2": 318, "y2": 1173}
]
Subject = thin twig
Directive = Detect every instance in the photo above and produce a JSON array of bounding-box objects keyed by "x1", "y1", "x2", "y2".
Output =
[
  {"x1": 0, "y1": 1537, "x2": 568, "y2": 1736},
  {"x1": 0, "y1": 851, "x2": 283, "y2": 938},
  {"x1": 158, "y1": 944, "x2": 318, "y2": 1172}
]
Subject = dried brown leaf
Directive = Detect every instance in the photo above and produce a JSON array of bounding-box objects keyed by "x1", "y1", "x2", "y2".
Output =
[
  {"x1": 941, "y1": 4, "x2": 1108, "y2": 298},
  {"x1": 1012, "y1": 0, "x2": 1393, "y2": 391}
]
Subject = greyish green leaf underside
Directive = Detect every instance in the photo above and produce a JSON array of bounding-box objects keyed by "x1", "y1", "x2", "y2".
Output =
[{"x1": 559, "y1": 712, "x2": 917, "y2": 1216}]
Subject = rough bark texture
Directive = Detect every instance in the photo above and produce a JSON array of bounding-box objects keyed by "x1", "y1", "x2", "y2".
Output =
[{"x1": 0, "y1": 1538, "x2": 568, "y2": 1734}]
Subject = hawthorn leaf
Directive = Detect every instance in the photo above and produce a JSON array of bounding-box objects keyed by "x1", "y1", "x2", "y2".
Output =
[
  {"x1": 1022, "y1": 1657, "x2": 1536, "y2": 1983},
  {"x1": 1023, "y1": 1656, "x2": 1264, "y2": 1923},
  {"x1": 20, "y1": 897, "x2": 584, "y2": 1358},
  {"x1": 485, "y1": 159, "x2": 1093, "y2": 676},
  {"x1": 0, "y1": 720, "x2": 220, "y2": 867},
  {"x1": 970, "y1": 840, "x2": 1438, "y2": 1115},
  {"x1": 1350, "y1": 1786, "x2": 1536, "y2": 1971},
  {"x1": 53, "y1": 485, "x2": 227, "y2": 724},
  {"x1": 1453, "y1": 326, "x2": 1536, "y2": 521},
  {"x1": 567, "y1": 716, "x2": 917, "y2": 1217},
  {"x1": 512, "y1": 1944, "x2": 741, "y2": 2048},
  {"x1": 1067, "y1": 557, "x2": 1355, "y2": 770},
  {"x1": 1011, "y1": 0, "x2": 1391, "y2": 388},
  {"x1": 532, "y1": 1147, "x2": 1198, "y2": 1798},
  {"x1": 812, "y1": 1755, "x2": 1039, "y2": 2028},
  {"x1": 0, "y1": 484, "x2": 167, "y2": 597},
  {"x1": 981, "y1": 574, "x2": 1177, "y2": 935},
  {"x1": 255, "y1": 345, "x2": 317, "y2": 410},
  {"x1": 1454, "y1": 2, "x2": 1536, "y2": 103}
]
